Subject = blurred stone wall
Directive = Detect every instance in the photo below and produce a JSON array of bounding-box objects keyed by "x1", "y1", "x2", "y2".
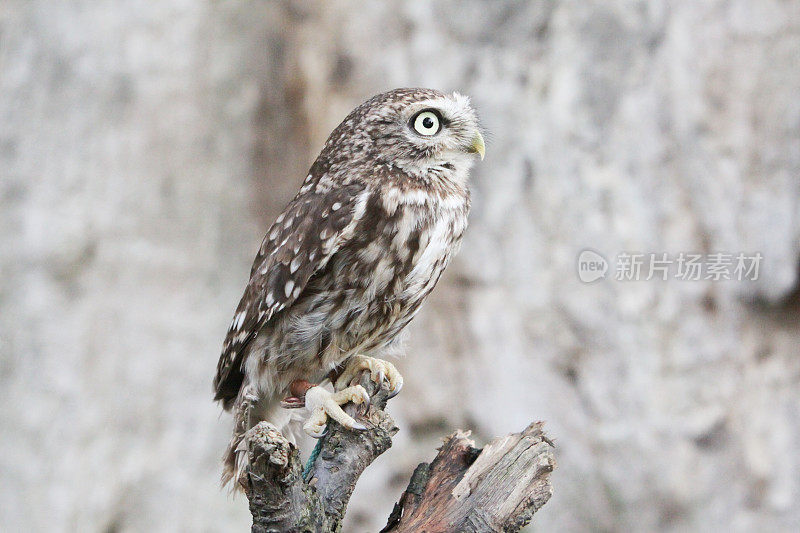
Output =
[{"x1": 1, "y1": 1, "x2": 799, "y2": 531}]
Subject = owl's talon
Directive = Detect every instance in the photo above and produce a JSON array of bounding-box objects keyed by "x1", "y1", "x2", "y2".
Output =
[
  {"x1": 302, "y1": 385, "x2": 370, "y2": 437},
  {"x1": 334, "y1": 355, "x2": 404, "y2": 397},
  {"x1": 387, "y1": 380, "x2": 403, "y2": 399},
  {"x1": 359, "y1": 387, "x2": 371, "y2": 408}
]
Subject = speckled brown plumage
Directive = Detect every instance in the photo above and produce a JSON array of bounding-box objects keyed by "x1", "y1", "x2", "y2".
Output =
[{"x1": 214, "y1": 88, "x2": 483, "y2": 487}]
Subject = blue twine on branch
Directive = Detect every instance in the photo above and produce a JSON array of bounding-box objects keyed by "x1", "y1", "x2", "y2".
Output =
[{"x1": 303, "y1": 438, "x2": 323, "y2": 481}]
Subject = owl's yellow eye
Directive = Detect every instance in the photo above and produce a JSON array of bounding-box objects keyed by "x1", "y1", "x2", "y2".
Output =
[{"x1": 412, "y1": 110, "x2": 441, "y2": 136}]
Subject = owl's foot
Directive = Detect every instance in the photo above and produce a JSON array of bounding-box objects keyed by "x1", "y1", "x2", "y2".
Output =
[
  {"x1": 302, "y1": 385, "x2": 370, "y2": 438},
  {"x1": 334, "y1": 355, "x2": 403, "y2": 398}
]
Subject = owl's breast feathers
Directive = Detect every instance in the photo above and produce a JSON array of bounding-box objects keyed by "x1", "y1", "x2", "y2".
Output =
[
  {"x1": 327, "y1": 178, "x2": 470, "y2": 352},
  {"x1": 214, "y1": 170, "x2": 469, "y2": 407}
]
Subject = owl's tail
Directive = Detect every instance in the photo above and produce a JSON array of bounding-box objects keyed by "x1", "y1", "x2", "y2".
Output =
[{"x1": 221, "y1": 386, "x2": 305, "y2": 492}]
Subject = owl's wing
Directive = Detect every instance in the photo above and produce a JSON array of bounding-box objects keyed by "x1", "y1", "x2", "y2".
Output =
[{"x1": 213, "y1": 182, "x2": 367, "y2": 405}]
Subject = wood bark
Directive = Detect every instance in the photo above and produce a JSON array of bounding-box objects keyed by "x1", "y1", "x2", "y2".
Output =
[
  {"x1": 244, "y1": 374, "x2": 555, "y2": 532},
  {"x1": 381, "y1": 422, "x2": 555, "y2": 532}
]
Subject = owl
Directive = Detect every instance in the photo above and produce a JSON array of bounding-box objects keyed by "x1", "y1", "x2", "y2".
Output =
[{"x1": 214, "y1": 88, "x2": 484, "y2": 487}]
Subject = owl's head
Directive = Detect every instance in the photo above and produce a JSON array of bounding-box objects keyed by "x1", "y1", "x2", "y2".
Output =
[{"x1": 322, "y1": 88, "x2": 484, "y2": 182}]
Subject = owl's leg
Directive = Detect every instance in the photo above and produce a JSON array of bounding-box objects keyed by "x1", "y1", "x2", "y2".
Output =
[
  {"x1": 333, "y1": 355, "x2": 403, "y2": 398},
  {"x1": 302, "y1": 384, "x2": 370, "y2": 438},
  {"x1": 279, "y1": 379, "x2": 315, "y2": 409},
  {"x1": 224, "y1": 384, "x2": 260, "y2": 489}
]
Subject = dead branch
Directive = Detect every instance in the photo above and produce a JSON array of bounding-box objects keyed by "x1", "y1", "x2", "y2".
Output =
[
  {"x1": 243, "y1": 374, "x2": 555, "y2": 532},
  {"x1": 381, "y1": 422, "x2": 555, "y2": 532}
]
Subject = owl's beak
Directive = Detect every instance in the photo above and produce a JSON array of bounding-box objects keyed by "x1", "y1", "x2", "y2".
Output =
[{"x1": 467, "y1": 131, "x2": 485, "y2": 160}]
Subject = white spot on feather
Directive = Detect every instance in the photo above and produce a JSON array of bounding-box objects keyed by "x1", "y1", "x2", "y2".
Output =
[
  {"x1": 382, "y1": 187, "x2": 401, "y2": 215},
  {"x1": 232, "y1": 311, "x2": 246, "y2": 330},
  {"x1": 290, "y1": 256, "x2": 302, "y2": 273},
  {"x1": 391, "y1": 208, "x2": 417, "y2": 250},
  {"x1": 351, "y1": 190, "x2": 370, "y2": 221},
  {"x1": 359, "y1": 241, "x2": 383, "y2": 263},
  {"x1": 365, "y1": 258, "x2": 395, "y2": 299},
  {"x1": 404, "y1": 216, "x2": 452, "y2": 295},
  {"x1": 284, "y1": 280, "x2": 295, "y2": 298}
]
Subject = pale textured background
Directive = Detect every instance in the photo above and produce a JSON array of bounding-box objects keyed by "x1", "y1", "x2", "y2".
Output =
[{"x1": 2, "y1": 1, "x2": 800, "y2": 532}]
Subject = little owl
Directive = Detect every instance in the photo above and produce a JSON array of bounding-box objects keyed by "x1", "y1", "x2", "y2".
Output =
[{"x1": 214, "y1": 88, "x2": 484, "y2": 487}]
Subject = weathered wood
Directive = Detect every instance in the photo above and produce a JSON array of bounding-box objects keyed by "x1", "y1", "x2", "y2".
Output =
[
  {"x1": 307, "y1": 374, "x2": 399, "y2": 531},
  {"x1": 244, "y1": 374, "x2": 555, "y2": 533},
  {"x1": 381, "y1": 422, "x2": 555, "y2": 532},
  {"x1": 243, "y1": 374, "x2": 397, "y2": 532},
  {"x1": 244, "y1": 423, "x2": 326, "y2": 532}
]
